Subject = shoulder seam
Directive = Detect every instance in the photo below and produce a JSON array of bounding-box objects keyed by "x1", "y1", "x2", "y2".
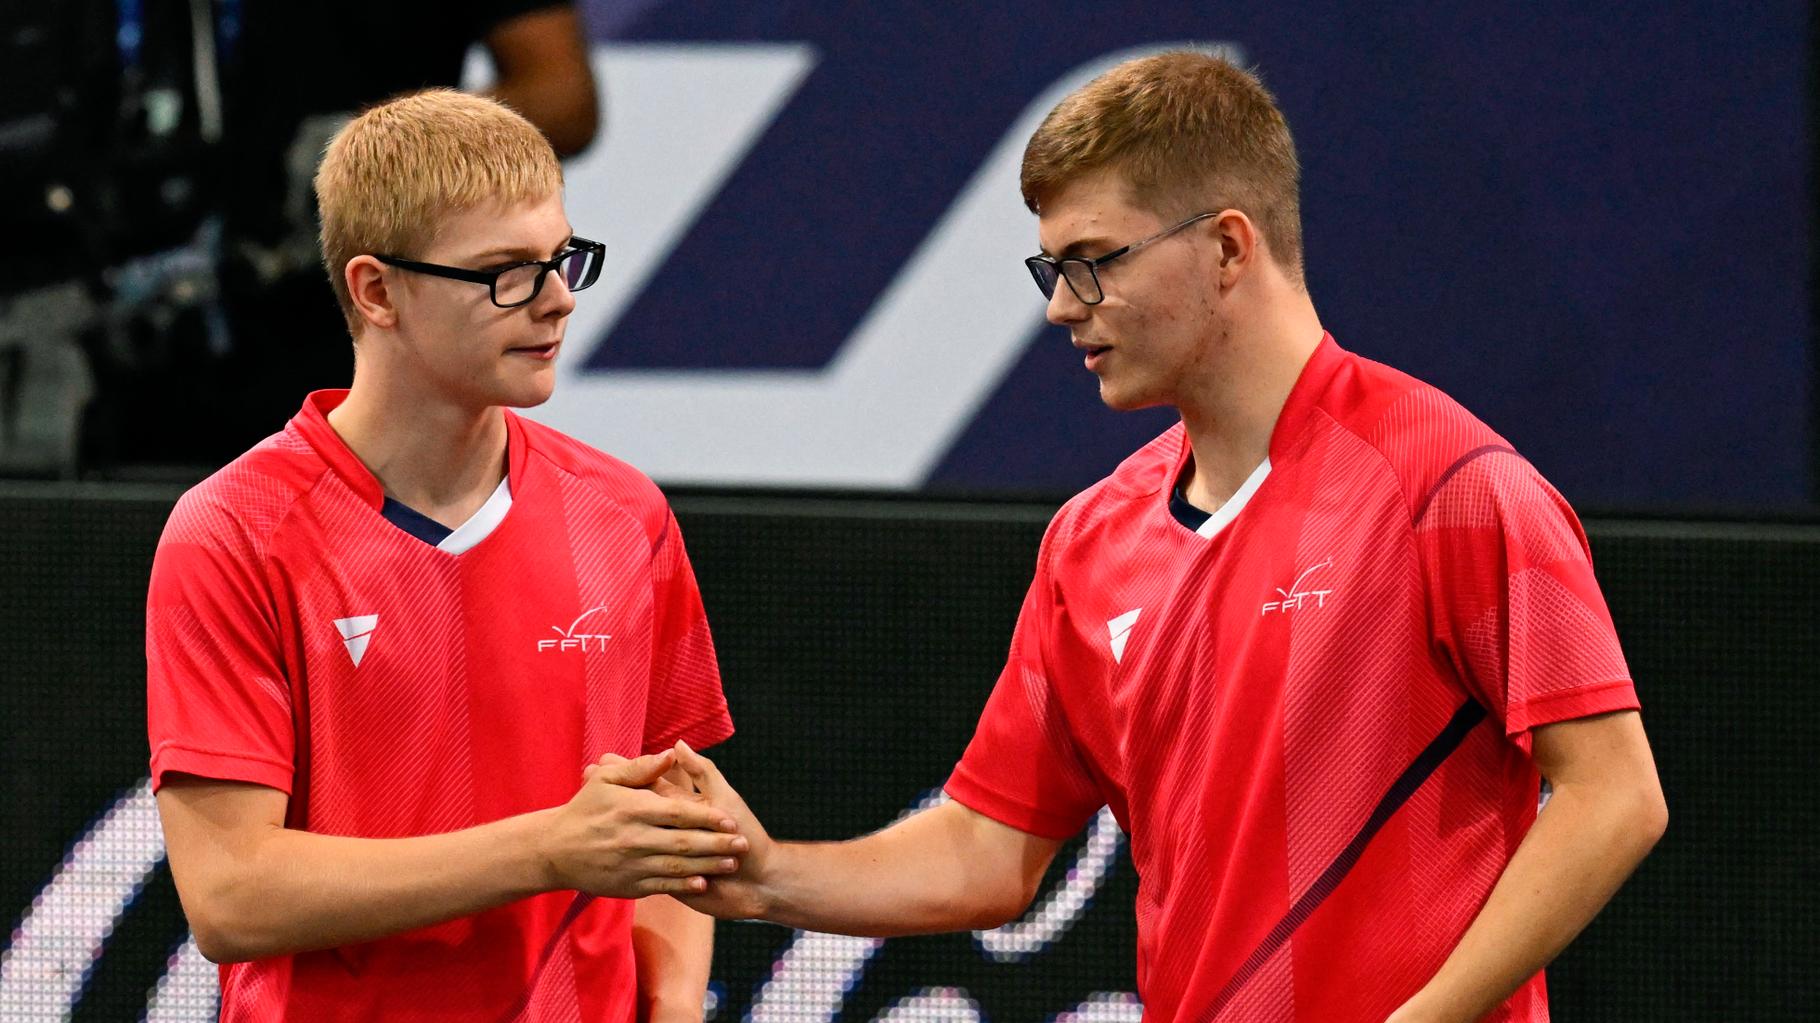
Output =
[{"x1": 524, "y1": 442, "x2": 664, "y2": 552}]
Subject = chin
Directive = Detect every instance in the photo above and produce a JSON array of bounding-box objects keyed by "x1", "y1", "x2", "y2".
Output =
[
  {"x1": 1097, "y1": 380, "x2": 1162, "y2": 413},
  {"x1": 491, "y1": 375, "x2": 558, "y2": 410}
]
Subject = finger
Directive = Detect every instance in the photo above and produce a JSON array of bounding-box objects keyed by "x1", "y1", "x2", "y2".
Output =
[
  {"x1": 629, "y1": 824, "x2": 750, "y2": 858},
  {"x1": 638, "y1": 875, "x2": 709, "y2": 897},
  {"x1": 595, "y1": 752, "x2": 629, "y2": 767},
  {"x1": 649, "y1": 776, "x2": 709, "y2": 803},
  {"x1": 594, "y1": 749, "x2": 676, "y2": 788},
  {"x1": 629, "y1": 793, "x2": 739, "y2": 834},
  {"x1": 642, "y1": 853, "x2": 742, "y2": 878}
]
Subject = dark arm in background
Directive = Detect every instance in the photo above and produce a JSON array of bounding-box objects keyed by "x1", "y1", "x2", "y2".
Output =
[{"x1": 485, "y1": 6, "x2": 600, "y2": 157}]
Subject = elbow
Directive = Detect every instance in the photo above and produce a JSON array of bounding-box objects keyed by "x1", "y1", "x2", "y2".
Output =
[
  {"x1": 551, "y1": 97, "x2": 600, "y2": 158},
  {"x1": 187, "y1": 911, "x2": 260, "y2": 964},
  {"x1": 1636, "y1": 787, "x2": 1668, "y2": 853},
  {"x1": 1603, "y1": 779, "x2": 1667, "y2": 869},
  {"x1": 177, "y1": 879, "x2": 277, "y2": 964},
  {"x1": 961, "y1": 876, "x2": 1041, "y2": 932}
]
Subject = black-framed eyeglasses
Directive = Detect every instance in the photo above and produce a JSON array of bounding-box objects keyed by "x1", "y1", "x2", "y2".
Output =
[
  {"x1": 1025, "y1": 211, "x2": 1221, "y2": 305},
  {"x1": 376, "y1": 237, "x2": 606, "y2": 308}
]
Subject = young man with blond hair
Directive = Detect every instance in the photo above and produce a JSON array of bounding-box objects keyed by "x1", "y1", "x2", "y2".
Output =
[
  {"x1": 669, "y1": 52, "x2": 1667, "y2": 1022},
  {"x1": 147, "y1": 90, "x2": 743, "y2": 1021}
]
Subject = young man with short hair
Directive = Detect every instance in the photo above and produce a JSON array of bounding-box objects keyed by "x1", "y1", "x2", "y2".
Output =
[
  {"x1": 148, "y1": 90, "x2": 742, "y2": 1022},
  {"x1": 669, "y1": 52, "x2": 1667, "y2": 1023}
]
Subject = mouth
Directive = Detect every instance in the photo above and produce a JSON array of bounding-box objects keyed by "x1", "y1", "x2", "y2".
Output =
[
  {"x1": 1078, "y1": 341, "x2": 1113, "y2": 370},
  {"x1": 508, "y1": 341, "x2": 561, "y2": 362}
]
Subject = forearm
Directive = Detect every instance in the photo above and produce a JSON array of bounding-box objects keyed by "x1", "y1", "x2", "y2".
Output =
[
  {"x1": 187, "y1": 808, "x2": 555, "y2": 962},
  {"x1": 1393, "y1": 782, "x2": 1666, "y2": 1022},
  {"x1": 634, "y1": 896, "x2": 714, "y2": 1023},
  {"x1": 758, "y1": 810, "x2": 1033, "y2": 937}
]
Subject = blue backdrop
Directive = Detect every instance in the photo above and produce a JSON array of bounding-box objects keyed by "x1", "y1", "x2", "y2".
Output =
[{"x1": 561, "y1": 2, "x2": 1812, "y2": 515}]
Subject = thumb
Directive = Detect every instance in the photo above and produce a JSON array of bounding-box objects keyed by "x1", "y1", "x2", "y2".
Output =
[
  {"x1": 592, "y1": 748, "x2": 675, "y2": 788},
  {"x1": 673, "y1": 740, "x2": 723, "y2": 794}
]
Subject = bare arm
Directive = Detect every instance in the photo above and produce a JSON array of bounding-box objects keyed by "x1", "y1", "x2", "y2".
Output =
[
  {"x1": 1387, "y1": 710, "x2": 1667, "y2": 1023},
  {"x1": 158, "y1": 751, "x2": 747, "y2": 963},
  {"x1": 670, "y1": 742, "x2": 1066, "y2": 936},
  {"x1": 633, "y1": 896, "x2": 714, "y2": 1023},
  {"x1": 485, "y1": 7, "x2": 600, "y2": 156}
]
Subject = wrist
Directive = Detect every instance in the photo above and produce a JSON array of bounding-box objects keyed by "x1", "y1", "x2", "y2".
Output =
[
  {"x1": 514, "y1": 807, "x2": 562, "y2": 894},
  {"x1": 750, "y1": 841, "x2": 794, "y2": 920}
]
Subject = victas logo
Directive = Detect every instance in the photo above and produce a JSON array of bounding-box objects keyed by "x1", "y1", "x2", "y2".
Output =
[
  {"x1": 1261, "y1": 560, "x2": 1335, "y2": 615},
  {"x1": 333, "y1": 615, "x2": 378, "y2": 666},
  {"x1": 538, "y1": 606, "x2": 615, "y2": 653},
  {"x1": 1107, "y1": 608, "x2": 1141, "y2": 664}
]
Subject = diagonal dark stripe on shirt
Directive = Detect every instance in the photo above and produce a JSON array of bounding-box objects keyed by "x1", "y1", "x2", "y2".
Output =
[
  {"x1": 1202, "y1": 698, "x2": 1489, "y2": 1019},
  {"x1": 1412, "y1": 444, "x2": 1517, "y2": 526},
  {"x1": 497, "y1": 892, "x2": 596, "y2": 1023}
]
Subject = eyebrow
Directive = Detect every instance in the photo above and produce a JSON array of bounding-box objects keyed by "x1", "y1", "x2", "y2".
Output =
[
  {"x1": 466, "y1": 227, "x2": 577, "y2": 264},
  {"x1": 1045, "y1": 235, "x2": 1117, "y2": 260}
]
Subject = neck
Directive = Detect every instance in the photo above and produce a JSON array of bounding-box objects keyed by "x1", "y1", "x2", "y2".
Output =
[
  {"x1": 327, "y1": 355, "x2": 508, "y2": 518},
  {"x1": 1175, "y1": 283, "x2": 1323, "y2": 511}
]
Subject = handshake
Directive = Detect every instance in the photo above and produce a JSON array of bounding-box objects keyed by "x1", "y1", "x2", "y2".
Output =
[{"x1": 537, "y1": 741, "x2": 771, "y2": 918}]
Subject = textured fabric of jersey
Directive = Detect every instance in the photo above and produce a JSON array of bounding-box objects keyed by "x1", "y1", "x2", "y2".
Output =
[
  {"x1": 946, "y1": 336, "x2": 1637, "y2": 1022},
  {"x1": 146, "y1": 390, "x2": 733, "y2": 1022}
]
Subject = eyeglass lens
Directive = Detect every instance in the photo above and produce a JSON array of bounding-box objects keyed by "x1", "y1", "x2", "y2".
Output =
[
  {"x1": 1026, "y1": 259, "x2": 1104, "y2": 304},
  {"x1": 494, "y1": 248, "x2": 604, "y2": 306}
]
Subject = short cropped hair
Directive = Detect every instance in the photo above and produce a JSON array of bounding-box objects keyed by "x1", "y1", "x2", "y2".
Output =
[
  {"x1": 1020, "y1": 51, "x2": 1303, "y2": 277},
  {"x1": 315, "y1": 89, "x2": 564, "y2": 334}
]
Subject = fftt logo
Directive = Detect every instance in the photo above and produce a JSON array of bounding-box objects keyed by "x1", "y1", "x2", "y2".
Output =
[
  {"x1": 1261, "y1": 560, "x2": 1335, "y2": 615},
  {"x1": 538, "y1": 606, "x2": 614, "y2": 653}
]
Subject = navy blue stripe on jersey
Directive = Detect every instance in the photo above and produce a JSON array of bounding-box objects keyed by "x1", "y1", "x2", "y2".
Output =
[
  {"x1": 381, "y1": 497, "x2": 454, "y2": 547},
  {"x1": 1170, "y1": 486, "x2": 1213, "y2": 532},
  {"x1": 1203, "y1": 698, "x2": 1490, "y2": 1018},
  {"x1": 1412, "y1": 444, "x2": 1518, "y2": 526}
]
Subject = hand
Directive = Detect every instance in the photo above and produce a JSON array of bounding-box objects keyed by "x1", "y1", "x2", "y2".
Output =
[
  {"x1": 668, "y1": 741, "x2": 778, "y2": 920},
  {"x1": 540, "y1": 750, "x2": 749, "y2": 899}
]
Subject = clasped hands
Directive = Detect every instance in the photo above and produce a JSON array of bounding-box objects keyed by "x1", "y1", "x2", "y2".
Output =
[{"x1": 541, "y1": 740, "x2": 771, "y2": 915}]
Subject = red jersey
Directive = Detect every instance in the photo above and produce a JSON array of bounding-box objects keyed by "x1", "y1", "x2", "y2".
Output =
[
  {"x1": 946, "y1": 336, "x2": 1637, "y2": 1022},
  {"x1": 146, "y1": 390, "x2": 732, "y2": 1022}
]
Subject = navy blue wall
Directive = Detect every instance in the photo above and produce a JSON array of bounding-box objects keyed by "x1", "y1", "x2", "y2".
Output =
[{"x1": 583, "y1": 3, "x2": 1812, "y2": 515}]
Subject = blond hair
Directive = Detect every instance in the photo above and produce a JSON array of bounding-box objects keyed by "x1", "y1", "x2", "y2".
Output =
[
  {"x1": 1020, "y1": 51, "x2": 1303, "y2": 277},
  {"x1": 314, "y1": 89, "x2": 564, "y2": 334}
]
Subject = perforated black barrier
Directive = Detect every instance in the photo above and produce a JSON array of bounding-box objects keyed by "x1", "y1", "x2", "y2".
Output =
[{"x1": 0, "y1": 485, "x2": 1812, "y2": 1020}]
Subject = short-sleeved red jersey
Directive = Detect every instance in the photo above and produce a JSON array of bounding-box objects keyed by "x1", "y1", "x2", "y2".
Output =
[
  {"x1": 146, "y1": 390, "x2": 733, "y2": 1022},
  {"x1": 946, "y1": 336, "x2": 1637, "y2": 1022}
]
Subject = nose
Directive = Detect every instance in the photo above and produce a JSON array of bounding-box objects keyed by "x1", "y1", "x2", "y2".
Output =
[
  {"x1": 1045, "y1": 278, "x2": 1091, "y2": 327},
  {"x1": 534, "y1": 266, "x2": 578, "y2": 319}
]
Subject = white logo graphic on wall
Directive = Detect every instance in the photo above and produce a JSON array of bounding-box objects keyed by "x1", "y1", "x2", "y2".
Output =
[
  {"x1": 1261, "y1": 560, "x2": 1335, "y2": 615},
  {"x1": 1107, "y1": 608, "x2": 1142, "y2": 663},
  {"x1": 539, "y1": 606, "x2": 614, "y2": 653},
  {"x1": 333, "y1": 615, "x2": 379, "y2": 666}
]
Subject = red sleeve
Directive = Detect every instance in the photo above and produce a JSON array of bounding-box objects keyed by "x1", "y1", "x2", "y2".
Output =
[
  {"x1": 1416, "y1": 449, "x2": 1639, "y2": 751},
  {"x1": 640, "y1": 509, "x2": 732, "y2": 755},
  {"x1": 146, "y1": 496, "x2": 296, "y2": 794},
  {"x1": 945, "y1": 530, "x2": 1104, "y2": 840}
]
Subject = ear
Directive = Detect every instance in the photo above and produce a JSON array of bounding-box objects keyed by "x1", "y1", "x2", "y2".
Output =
[
  {"x1": 1211, "y1": 210, "x2": 1262, "y2": 290},
  {"x1": 344, "y1": 255, "x2": 399, "y2": 331}
]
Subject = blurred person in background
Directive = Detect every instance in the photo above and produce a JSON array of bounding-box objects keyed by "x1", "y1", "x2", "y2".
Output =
[{"x1": 80, "y1": 1, "x2": 599, "y2": 469}]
